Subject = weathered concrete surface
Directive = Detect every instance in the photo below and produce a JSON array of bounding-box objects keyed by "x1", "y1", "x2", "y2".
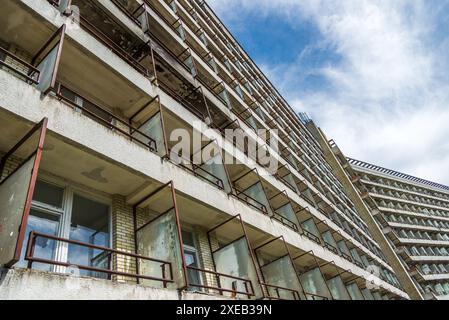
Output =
[{"x1": 0, "y1": 267, "x2": 230, "y2": 300}]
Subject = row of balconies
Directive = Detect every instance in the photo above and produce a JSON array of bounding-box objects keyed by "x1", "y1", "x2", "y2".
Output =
[
  {"x1": 0, "y1": 115, "x2": 402, "y2": 300},
  {"x1": 175, "y1": 0, "x2": 364, "y2": 215},
  {"x1": 359, "y1": 172, "x2": 449, "y2": 204},
  {"x1": 75, "y1": 0, "x2": 380, "y2": 254},
  {"x1": 384, "y1": 227, "x2": 449, "y2": 249},
  {"x1": 382, "y1": 213, "x2": 449, "y2": 232},
  {"x1": 367, "y1": 186, "x2": 449, "y2": 212},
  {"x1": 152, "y1": 0, "x2": 364, "y2": 224},
  {"x1": 375, "y1": 198, "x2": 449, "y2": 220},
  {"x1": 398, "y1": 245, "x2": 449, "y2": 262},
  {"x1": 0, "y1": 0, "x2": 388, "y2": 266}
]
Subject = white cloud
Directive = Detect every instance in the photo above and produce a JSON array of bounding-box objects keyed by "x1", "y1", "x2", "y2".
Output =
[{"x1": 209, "y1": 0, "x2": 449, "y2": 185}]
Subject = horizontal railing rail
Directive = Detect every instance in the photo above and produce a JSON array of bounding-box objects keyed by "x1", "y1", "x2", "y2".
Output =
[
  {"x1": 0, "y1": 46, "x2": 40, "y2": 84},
  {"x1": 25, "y1": 231, "x2": 174, "y2": 286},
  {"x1": 323, "y1": 241, "x2": 339, "y2": 255},
  {"x1": 233, "y1": 187, "x2": 268, "y2": 214},
  {"x1": 274, "y1": 173, "x2": 297, "y2": 192},
  {"x1": 110, "y1": 0, "x2": 145, "y2": 26},
  {"x1": 55, "y1": 84, "x2": 157, "y2": 153},
  {"x1": 260, "y1": 282, "x2": 301, "y2": 300},
  {"x1": 78, "y1": 15, "x2": 151, "y2": 78},
  {"x1": 272, "y1": 212, "x2": 299, "y2": 232},
  {"x1": 168, "y1": 147, "x2": 225, "y2": 190},
  {"x1": 302, "y1": 229, "x2": 322, "y2": 245},
  {"x1": 339, "y1": 251, "x2": 353, "y2": 262},
  {"x1": 157, "y1": 77, "x2": 206, "y2": 121},
  {"x1": 305, "y1": 292, "x2": 329, "y2": 300},
  {"x1": 186, "y1": 265, "x2": 255, "y2": 298}
]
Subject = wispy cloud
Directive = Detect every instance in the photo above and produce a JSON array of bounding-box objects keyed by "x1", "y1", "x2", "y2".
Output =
[{"x1": 209, "y1": 0, "x2": 449, "y2": 185}]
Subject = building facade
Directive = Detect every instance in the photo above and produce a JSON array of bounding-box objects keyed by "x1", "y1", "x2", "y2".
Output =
[
  {"x1": 0, "y1": 0, "x2": 410, "y2": 300},
  {"x1": 328, "y1": 139, "x2": 449, "y2": 300}
]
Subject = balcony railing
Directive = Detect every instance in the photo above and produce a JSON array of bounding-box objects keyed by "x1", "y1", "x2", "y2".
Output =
[
  {"x1": 302, "y1": 229, "x2": 321, "y2": 245},
  {"x1": 0, "y1": 46, "x2": 40, "y2": 84},
  {"x1": 272, "y1": 213, "x2": 299, "y2": 232},
  {"x1": 25, "y1": 231, "x2": 174, "y2": 286},
  {"x1": 55, "y1": 84, "x2": 158, "y2": 153},
  {"x1": 233, "y1": 187, "x2": 268, "y2": 214},
  {"x1": 323, "y1": 242, "x2": 339, "y2": 255},
  {"x1": 77, "y1": 15, "x2": 152, "y2": 78},
  {"x1": 305, "y1": 292, "x2": 329, "y2": 300},
  {"x1": 339, "y1": 251, "x2": 353, "y2": 263},
  {"x1": 157, "y1": 77, "x2": 207, "y2": 121},
  {"x1": 186, "y1": 265, "x2": 254, "y2": 298},
  {"x1": 260, "y1": 283, "x2": 301, "y2": 300}
]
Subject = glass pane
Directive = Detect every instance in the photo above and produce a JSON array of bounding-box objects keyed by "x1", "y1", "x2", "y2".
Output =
[
  {"x1": 362, "y1": 288, "x2": 375, "y2": 300},
  {"x1": 350, "y1": 248, "x2": 363, "y2": 264},
  {"x1": 261, "y1": 255, "x2": 303, "y2": 300},
  {"x1": 58, "y1": 0, "x2": 71, "y2": 12},
  {"x1": 242, "y1": 182, "x2": 272, "y2": 215},
  {"x1": 213, "y1": 237, "x2": 262, "y2": 298},
  {"x1": 337, "y1": 240, "x2": 351, "y2": 256},
  {"x1": 16, "y1": 209, "x2": 60, "y2": 271},
  {"x1": 372, "y1": 291, "x2": 382, "y2": 300},
  {"x1": 322, "y1": 231, "x2": 338, "y2": 249},
  {"x1": 36, "y1": 44, "x2": 59, "y2": 93},
  {"x1": 136, "y1": 209, "x2": 184, "y2": 289},
  {"x1": 182, "y1": 230, "x2": 195, "y2": 248},
  {"x1": 299, "y1": 267, "x2": 332, "y2": 300},
  {"x1": 0, "y1": 155, "x2": 35, "y2": 266},
  {"x1": 68, "y1": 194, "x2": 110, "y2": 279},
  {"x1": 199, "y1": 154, "x2": 232, "y2": 193},
  {"x1": 133, "y1": 112, "x2": 166, "y2": 157},
  {"x1": 33, "y1": 180, "x2": 64, "y2": 208},
  {"x1": 185, "y1": 249, "x2": 202, "y2": 291},
  {"x1": 246, "y1": 116, "x2": 258, "y2": 131},
  {"x1": 302, "y1": 219, "x2": 321, "y2": 239},
  {"x1": 275, "y1": 203, "x2": 300, "y2": 231},
  {"x1": 346, "y1": 283, "x2": 365, "y2": 300}
]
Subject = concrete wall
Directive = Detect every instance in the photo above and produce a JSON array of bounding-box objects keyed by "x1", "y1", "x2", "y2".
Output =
[{"x1": 0, "y1": 267, "x2": 230, "y2": 300}]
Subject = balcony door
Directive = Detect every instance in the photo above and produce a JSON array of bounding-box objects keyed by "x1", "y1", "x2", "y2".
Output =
[{"x1": 16, "y1": 178, "x2": 111, "y2": 279}]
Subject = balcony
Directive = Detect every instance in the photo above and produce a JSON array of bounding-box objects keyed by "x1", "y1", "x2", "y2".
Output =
[
  {"x1": 268, "y1": 190, "x2": 301, "y2": 232},
  {"x1": 227, "y1": 167, "x2": 272, "y2": 215},
  {"x1": 293, "y1": 251, "x2": 332, "y2": 300},
  {"x1": 0, "y1": 46, "x2": 40, "y2": 85},
  {"x1": 25, "y1": 231, "x2": 174, "y2": 286},
  {"x1": 253, "y1": 237, "x2": 304, "y2": 300},
  {"x1": 131, "y1": 182, "x2": 263, "y2": 298},
  {"x1": 0, "y1": 115, "x2": 171, "y2": 282}
]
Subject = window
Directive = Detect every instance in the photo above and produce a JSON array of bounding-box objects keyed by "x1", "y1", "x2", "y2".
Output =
[
  {"x1": 182, "y1": 230, "x2": 202, "y2": 291},
  {"x1": 16, "y1": 179, "x2": 111, "y2": 280},
  {"x1": 68, "y1": 193, "x2": 110, "y2": 279}
]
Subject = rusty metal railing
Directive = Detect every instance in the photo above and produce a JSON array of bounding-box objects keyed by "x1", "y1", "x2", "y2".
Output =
[
  {"x1": 186, "y1": 265, "x2": 255, "y2": 298},
  {"x1": 233, "y1": 187, "x2": 268, "y2": 214},
  {"x1": 0, "y1": 46, "x2": 40, "y2": 84},
  {"x1": 168, "y1": 147, "x2": 225, "y2": 190},
  {"x1": 25, "y1": 231, "x2": 174, "y2": 286},
  {"x1": 78, "y1": 15, "x2": 152, "y2": 78},
  {"x1": 305, "y1": 292, "x2": 329, "y2": 300},
  {"x1": 55, "y1": 84, "x2": 158, "y2": 153}
]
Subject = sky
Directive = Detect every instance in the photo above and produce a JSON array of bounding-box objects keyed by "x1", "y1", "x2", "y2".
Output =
[{"x1": 208, "y1": 0, "x2": 449, "y2": 186}]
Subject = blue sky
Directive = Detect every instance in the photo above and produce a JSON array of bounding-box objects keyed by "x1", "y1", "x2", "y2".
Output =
[{"x1": 209, "y1": 0, "x2": 449, "y2": 186}]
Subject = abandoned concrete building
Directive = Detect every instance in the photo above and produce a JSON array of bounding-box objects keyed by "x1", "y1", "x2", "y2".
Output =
[{"x1": 0, "y1": 0, "x2": 443, "y2": 300}]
